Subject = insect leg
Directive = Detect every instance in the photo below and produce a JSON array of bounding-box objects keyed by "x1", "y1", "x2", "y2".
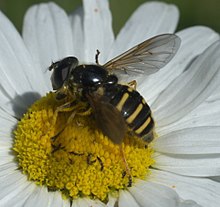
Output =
[
  {"x1": 87, "y1": 153, "x2": 96, "y2": 165},
  {"x1": 51, "y1": 101, "x2": 91, "y2": 144},
  {"x1": 71, "y1": 104, "x2": 92, "y2": 126},
  {"x1": 51, "y1": 143, "x2": 65, "y2": 153},
  {"x1": 119, "y1": 145, "x2": 132, "y2": 187},
  {"x1": 76, "y1": 105, "x2": 92, "y2": 116},
  {"x1": 50, "y1": 100, "x2": 78, "y2": 145},
  {"x1": 97, "y1": 156, "x2": 104, "y2": 171},
  {"x1": 69, "y1": 152, "x2": 84, "y2": 156},
  {"x1": 87, "y1": 154, "x2": 104, "y2": 171},
  {"x1": 127, "y1": 80, "x2": 137, "y2": 90}
]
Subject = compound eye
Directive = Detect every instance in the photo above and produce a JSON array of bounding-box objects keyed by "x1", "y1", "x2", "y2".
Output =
[
  {"x1": 51, "y1": 65, "x2": 70, "y2": 90},
  {"x1": 50, "y1": 57, "x2": 78, "y2": 90}
]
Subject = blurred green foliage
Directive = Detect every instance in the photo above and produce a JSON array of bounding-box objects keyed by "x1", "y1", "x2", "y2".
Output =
[{"x1": 0, "y1": 0, "x2": 219, "y2": 34}]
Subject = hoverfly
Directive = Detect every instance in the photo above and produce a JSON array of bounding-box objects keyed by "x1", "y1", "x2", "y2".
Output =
[{"x1": 49, "y1": 34, "x2": 181, "y2": 186}]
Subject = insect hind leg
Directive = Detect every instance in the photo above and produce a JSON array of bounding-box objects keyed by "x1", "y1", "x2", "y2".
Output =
[{"x1": 119, "y1": 145, "x2": 132, "y2": 187}]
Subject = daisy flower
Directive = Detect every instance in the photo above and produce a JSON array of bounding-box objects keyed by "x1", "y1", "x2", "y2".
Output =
[{"x1": 0, "y1": 0, "x2": 220, "y2": 206}]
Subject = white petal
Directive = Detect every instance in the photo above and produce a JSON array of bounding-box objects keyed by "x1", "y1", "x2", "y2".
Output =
[
  {"x1": 153, "y1": 152, "x2": 220, "y2": 177},
  {"x1": 106, "y1": 194, "x2": 118, "y2": 207},
  {"x1": 0, "y1": 158, "x2": 14, "y2": 166},
  {"x1": 118, "y1": 190, "x2": 140, "y2": 207},
  {"x1": 0, "y1": 112, "x2": 14, "y2": 149},
  {"x1": 71, "y1": 197, "x2": 105, "y2": 207},
  {"x1": 0, "y1": 137, "x2": 12, "y2": 150},
  {"x1": 23, "y1": 186, "x2": 49, "y2": 207},
  {"x1": 157, "y1": 65, "x2": 220, "y2": 135},
  {"x1": 0, "y1": 90, "x2": 36, "y2": 119},
  {"x1": 0, "y1": 109, "x2": 17, "y2": 137},
  {"x1": 22, "y1": 2, "x2": 74, "y2": 89},
  {"x1": 0, "y1": 172, "x2": 36, "y2": 206},
  {"x1": 0, "y1": 108, "x2": 16, "y2": 123},
  {"x1": 0, "y1": 162, "x2": 17, "y2": 177},
  {"x1": 108, "y1": 1, "x2": 179, "y2": 60},
  {"x1": 154, "y1": 127, "x2": 220, "y2": 154},
  {"x1": 157, "y1": 98, "x2": 220, "y2": 136},
  {"x1": 153, "y1": 40, "x2": 220, "y2": 127},
  {"x1": 0, "y1": 11, "x2": 47, "y2": 94},
  {"x1": 208, "y1": 82, "x2": 220, "y2": 100},
  {"x1": 129, "y1": 179, "x2": 179, "y2": 207},
  {"x1": 69, "y1": 7, "x2": 85, "y2": 61},
  {"x1": 150, "y1": 169, "x2": 220, "y2": 207},
  {"x1": 48, "y1": 191, "x2": 70, "y2": 207},
  {"x1": 0, "y1": 12, "x2": 47, "y2": 117},
  {"x1": 0, "y1": 146, "x2": 13, "y2": 158},
  {"x1": 0, "y1": 146, "x2": 14, "y2": 165},
  {"x1": 211, "y1": 176, "x2": 220, "y2": 182},
  {"x1": 178, "y1": 200, "x2": 202, "y2": 207},
  {"x1": 139, "y1": 26, "x2": 220, "y2": 105},
  {"x1": 2, "y1": 182, "x2": 37, "y2": 207},
  {"x1": 0, "y1": 89, "x2": 42, "y2": 119},
  {"x1": 82, "y1": 0, "x2": 114, "y2": 64}
]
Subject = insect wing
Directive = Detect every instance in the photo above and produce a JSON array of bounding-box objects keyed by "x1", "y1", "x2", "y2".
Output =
[
  {"x1": 87, "y1": 94, "x2": 126, "y2": 144},
  {"x1": 104, "y1": 34, "x2": 181, "y2": 76}
]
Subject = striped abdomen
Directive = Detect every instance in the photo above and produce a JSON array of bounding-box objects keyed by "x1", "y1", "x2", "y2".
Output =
[{"x1": 108, "y1": 84, "x2": 154, "y2": 142}]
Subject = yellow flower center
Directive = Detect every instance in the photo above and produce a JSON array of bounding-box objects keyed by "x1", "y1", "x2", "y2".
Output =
[{"x1": 13, "y1": 92, "x2": 155, "y2": 201}]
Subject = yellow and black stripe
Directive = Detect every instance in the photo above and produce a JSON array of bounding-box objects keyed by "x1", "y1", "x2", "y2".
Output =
[{"x1": 108, "y1": 85, "x2": 154, "y2": 140}]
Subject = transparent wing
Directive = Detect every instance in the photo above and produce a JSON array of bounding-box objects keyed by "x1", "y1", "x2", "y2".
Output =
[
  {"x1": 104, "y1": 34, "x2": 181, "y2": 76},
  {"x1": 87, "y1": 93, "x2": 126, "y2": 144}
]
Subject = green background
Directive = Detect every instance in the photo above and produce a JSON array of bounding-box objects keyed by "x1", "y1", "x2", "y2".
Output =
[{"x1": 0, "y1": 0, "x2": 219, "y2": 34}]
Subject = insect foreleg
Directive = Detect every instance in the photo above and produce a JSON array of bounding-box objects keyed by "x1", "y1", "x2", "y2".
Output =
[
  {"x1": 50, "y1": 100, "x2": 78, "y2": 146},
  {"x1": 51, "y1": 100, "x2": 91, "y2": 144}
]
